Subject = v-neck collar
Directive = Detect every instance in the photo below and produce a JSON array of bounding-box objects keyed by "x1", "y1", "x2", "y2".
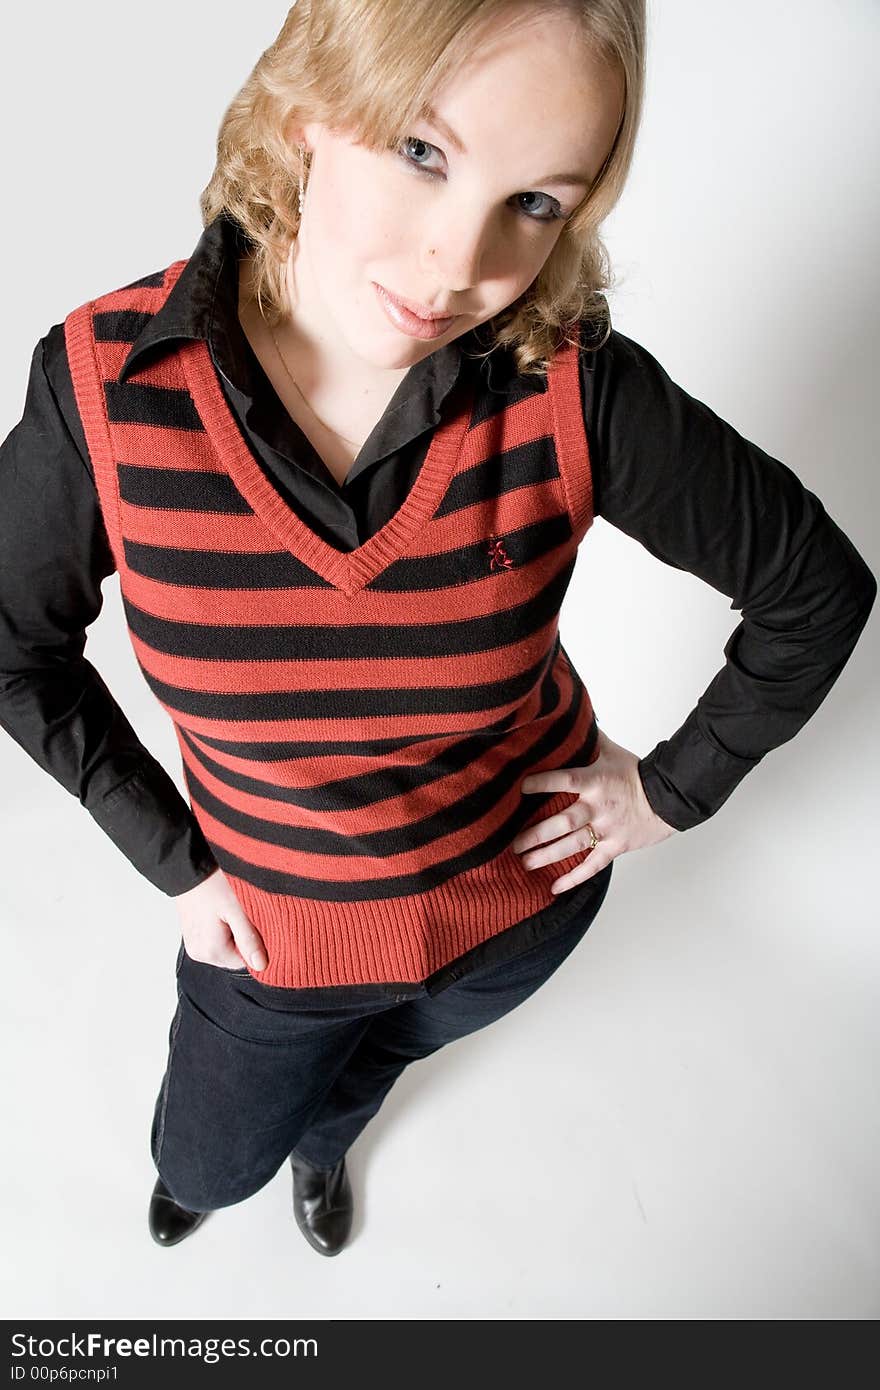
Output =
[
  {"x1": 179, "y1": 337, "x2": 475, "y2": 598},
  {"x1": 120, "y1": 213, "x2": 472, "y2": 490}
]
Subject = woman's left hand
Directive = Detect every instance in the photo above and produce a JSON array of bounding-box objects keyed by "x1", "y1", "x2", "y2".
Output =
[{"x1": 511, "y1": 728, "x2": 678, "y2": 893}]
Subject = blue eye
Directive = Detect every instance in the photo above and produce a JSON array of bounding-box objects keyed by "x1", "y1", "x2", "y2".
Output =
[
  {"x1": 399, "y1": 136, "x2": 438, "y2": 171},
  {"x1": 397, "y1": 136, "x2": 566, "y2": 223},
  {"x1": 514, "y1": 191, "x2": 565, "y2": 222}
]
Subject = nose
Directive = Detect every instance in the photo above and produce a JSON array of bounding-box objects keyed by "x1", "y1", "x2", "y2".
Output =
[{"x1": 419, "y1": 206, "x2": 490, "y2": 295}]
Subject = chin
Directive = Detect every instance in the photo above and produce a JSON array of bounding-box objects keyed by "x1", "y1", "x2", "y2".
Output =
[{"x1": 355, "y1": 330, "x2": 427, "y2": 371}]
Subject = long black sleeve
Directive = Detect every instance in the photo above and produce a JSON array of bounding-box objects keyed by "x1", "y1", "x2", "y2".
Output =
[
  {"x1": 3, "y1": 310, "x2": 875, "y2": 890},
  {"x1": 583, "y1": 330, "x2": 877, "y2": 830},
  {"x1": 0, "y1": 330, "x2": 218, "y2": 895}
]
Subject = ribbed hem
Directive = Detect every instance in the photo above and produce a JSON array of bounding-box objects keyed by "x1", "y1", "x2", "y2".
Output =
[
  {"x1": 547, "y1": 325, "x2": 593, "y2": 541},
  {"x1": 228, "y1": 783, "x2": 595, "y2": 988}
]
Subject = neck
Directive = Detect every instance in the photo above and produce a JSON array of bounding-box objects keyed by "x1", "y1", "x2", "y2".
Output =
[{"x1": 238, "y1": 247, "x2": 410, "y2": 408}]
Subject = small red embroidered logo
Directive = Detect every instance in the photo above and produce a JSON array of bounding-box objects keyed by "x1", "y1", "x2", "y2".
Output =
[{"x1": 487, "y1": 535, "x2": 514, "y2": 572}]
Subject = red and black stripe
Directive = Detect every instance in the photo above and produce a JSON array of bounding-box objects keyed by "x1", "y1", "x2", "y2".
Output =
[{"x1": 64, "y1": 257, "x2": 598, "y2": 988}]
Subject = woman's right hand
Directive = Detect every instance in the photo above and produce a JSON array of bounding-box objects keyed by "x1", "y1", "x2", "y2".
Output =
[{"x1": 173, "y1": 866, "x2": 269, "y2": 971}]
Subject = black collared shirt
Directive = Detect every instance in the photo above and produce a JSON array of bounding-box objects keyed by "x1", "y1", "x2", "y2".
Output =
[{"x1": 0, "y1": 213, "x2": 875, "y2": 988}]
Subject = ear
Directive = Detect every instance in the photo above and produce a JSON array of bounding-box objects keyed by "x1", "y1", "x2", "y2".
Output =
[
  {"x1": 284, "y1": 118, "x2": 321, "y2": 156},
  {"x1": 281, "y1": 112, "x2": 304, "y2": 149}
]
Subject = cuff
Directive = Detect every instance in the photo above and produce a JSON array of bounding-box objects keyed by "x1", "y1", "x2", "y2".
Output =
[
  {"x1": 88, "y1": 763, "x2": 218, "y2": 896},
  {"x1": 638, "y1": 720, "x2": 762, "y2": 832}
]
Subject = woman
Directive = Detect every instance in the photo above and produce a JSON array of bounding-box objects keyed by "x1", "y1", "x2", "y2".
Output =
[{"x1": 0, "y1": 0, "x2": 874, "y2": 1260}]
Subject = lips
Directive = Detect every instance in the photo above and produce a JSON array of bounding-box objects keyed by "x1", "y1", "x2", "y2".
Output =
[
  {"x1": 382, "y1": 288, "x2": 454, "y2": 321},
  {"x1": 373, "y1": 283, "x2": 457, "y2": 341}
]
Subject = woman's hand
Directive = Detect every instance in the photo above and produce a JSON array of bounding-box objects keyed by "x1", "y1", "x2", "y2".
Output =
[
  {"x1": 174, "y1": 866, "x2": 269, "y2": 970},
  {"x1": 511, "y1": 728, "x2": 678, "y2": 893}
]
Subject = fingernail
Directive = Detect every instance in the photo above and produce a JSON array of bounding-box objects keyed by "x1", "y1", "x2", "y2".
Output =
[{"x1": 251, "y1": 950, "x2": 268, "y2": 970}]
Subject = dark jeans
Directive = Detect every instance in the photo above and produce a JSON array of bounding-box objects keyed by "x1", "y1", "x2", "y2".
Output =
[{"x1": 150, "y1": 863, "x2": 613, "y2": 1212}]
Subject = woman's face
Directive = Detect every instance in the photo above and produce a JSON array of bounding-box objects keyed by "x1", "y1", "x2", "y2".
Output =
[{"x1": 289, "y1": 5, "x2": 623, "y2": 376}]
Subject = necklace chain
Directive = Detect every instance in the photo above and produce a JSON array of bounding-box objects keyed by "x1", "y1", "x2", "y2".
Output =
[{"x1": 267, "y1": 320, "x2": 361, "y2": 449}]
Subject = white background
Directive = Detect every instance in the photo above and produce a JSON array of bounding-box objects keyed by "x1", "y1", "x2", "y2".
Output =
[{"x1": 0, "y1": 1, "x2": 877, "y2": 1320}]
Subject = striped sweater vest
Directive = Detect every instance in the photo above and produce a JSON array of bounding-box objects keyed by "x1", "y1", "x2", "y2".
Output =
[{"x1": 64, "y1": 256, "x2": 599, "y2": 989}]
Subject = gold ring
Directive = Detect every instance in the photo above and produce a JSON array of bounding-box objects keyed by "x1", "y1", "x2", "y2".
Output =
[{"x1": 586, "y1": 823, "x2": 600, "y2": 851}]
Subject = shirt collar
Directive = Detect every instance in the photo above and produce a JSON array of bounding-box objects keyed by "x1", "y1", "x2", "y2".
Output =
[
  {"x1": 118, "y1": 212, "x2": 527, "y2": 432},
  {"x1": 118, "y1": 213, "x2": 242, "y2": 384}
]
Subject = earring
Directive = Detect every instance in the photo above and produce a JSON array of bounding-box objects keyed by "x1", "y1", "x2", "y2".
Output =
[{"x1": 297, "y1": 141, "x2": 309, "y2": 219}]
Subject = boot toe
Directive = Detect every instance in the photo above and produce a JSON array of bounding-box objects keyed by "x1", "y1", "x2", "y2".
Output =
[
  {"x1": 290, "y1": 1155, "x2": 353, "y2": 1256},
  {"x1": 148, "y1": 1177, "x2": 208, "y2": 1247}
]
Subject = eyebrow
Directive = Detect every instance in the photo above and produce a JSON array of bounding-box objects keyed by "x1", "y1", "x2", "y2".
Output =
[
  {"x1": 423, "y1": 106, "x2": 469, "y2": 155},
  {"x1": 421, "y1": 104, "x2": 592, "y2": 190}
]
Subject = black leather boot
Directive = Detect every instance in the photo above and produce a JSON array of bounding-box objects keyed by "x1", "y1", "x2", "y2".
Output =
[
  {"x1": 148, "y1": 1176, "x2": 209, "y2": 1247},
  {"x1": 290, "y1": 1152, "x2": 353, "y2": 1256}
]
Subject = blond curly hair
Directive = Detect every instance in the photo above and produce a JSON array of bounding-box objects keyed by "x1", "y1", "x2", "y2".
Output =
[{"x1": 200, "y1": 0, "x2": 646, "y2": 376}]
